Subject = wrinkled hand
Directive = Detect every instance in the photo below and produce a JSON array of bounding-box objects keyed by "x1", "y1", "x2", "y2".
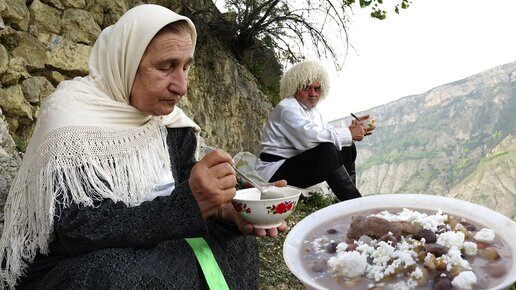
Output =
[
  {"x1": 361, "y1": 114, "x2": 375, "y2": 136},
  {"x1": 349, "y1": 122, "x2": 366, "y2": 141},
  {"x1": 189, "y1": 149, "x2": 237, "y2": 219},
  {"x1": 349, "y1": 114, "x2": 371, "y2": 140},
  {"x1": 220, "y1": 180, "x2": 289, "y2": 238}
]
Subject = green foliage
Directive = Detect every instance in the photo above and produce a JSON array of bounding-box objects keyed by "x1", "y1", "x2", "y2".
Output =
[
  {"x1": 492, "y1": 130, "x2": 502, "y2": 139},
  {"x1": 270, "y1": 94, "x2": 281, "y2": 106},
  {"x1": 454, "y1": 157, "x2": 472, "y2": 173},
  {"x1": 237, "y1": 34, "x2": 282, "y2": 104},
  {"x1": 344, "y1": 0, "x2": 412, "y2": 20},
  {"x1": 13, "y1": 135, "x2": 28, "y2": 153},
  {"x1": 358, "y1": 147, "x2": 433, "y2": 171},
  {"x1": 480, "y1": 151, "x2": 510, "y2": 164}
]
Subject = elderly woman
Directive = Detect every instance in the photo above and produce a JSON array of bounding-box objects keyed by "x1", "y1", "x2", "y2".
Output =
[
  {"x1": 0, "y1": 4, "x2": 285, "y2": 289},
  {"x1": 256, "y1": 60, "x2": 373, "y2": 201}
]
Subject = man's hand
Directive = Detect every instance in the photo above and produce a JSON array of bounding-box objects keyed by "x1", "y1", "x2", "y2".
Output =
[
  {"x1": 189, "y1": 149, "x2": 237, "y2": 219},
  {"x1": 349, "y1": 121, "x2": 366, "y2": 141},
  {"x1": 349, "y1": 114, "x2": 373, "y2": 140}
]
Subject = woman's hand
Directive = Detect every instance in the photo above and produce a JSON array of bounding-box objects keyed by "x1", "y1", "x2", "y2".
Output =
[
  {"x1": 189, "y1": 149, "x2": 237, "y2": 219},
  {"x1": 219, "y1": 180, "x2": 289, "y2": 238}
]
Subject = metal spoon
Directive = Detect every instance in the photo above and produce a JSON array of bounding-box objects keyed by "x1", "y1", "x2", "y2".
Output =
[{"x1": 200, "y1": 146, "x2": 277, "y2": 199}]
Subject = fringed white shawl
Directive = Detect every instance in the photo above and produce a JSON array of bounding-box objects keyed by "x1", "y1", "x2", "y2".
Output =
[{"x1": 0, "y1": 4, "x2": 199, "y2": 288}]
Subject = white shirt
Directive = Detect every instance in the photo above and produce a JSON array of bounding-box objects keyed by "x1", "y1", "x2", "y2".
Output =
[{"x1": 256, "y1": 98, "x2": 352, "y2": 182}]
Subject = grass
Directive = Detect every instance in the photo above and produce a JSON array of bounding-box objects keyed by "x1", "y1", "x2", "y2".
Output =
[{"x1": 258, "y1": 193, "x2": 516, "y2": 290}]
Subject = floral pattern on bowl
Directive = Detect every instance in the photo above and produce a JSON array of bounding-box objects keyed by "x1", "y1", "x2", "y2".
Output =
[
  {"x1": 232, "y1": 201, "x2": 252, "y2": 213},
  {"x1": 232, "y1": 187, "x2": 302, "y2": 228},
  {"x1": 267, "y1": 201, "x2": 297, "y2": 214}
]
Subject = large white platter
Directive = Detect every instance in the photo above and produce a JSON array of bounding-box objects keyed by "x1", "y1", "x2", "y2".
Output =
[{"x1": 283, "y1": 194, "x2": 516, "y2": 290}]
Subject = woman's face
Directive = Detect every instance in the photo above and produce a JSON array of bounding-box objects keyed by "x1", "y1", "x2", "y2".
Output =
[{"x1": 130, "y1": 29, "x2": 194, "y2": 116}]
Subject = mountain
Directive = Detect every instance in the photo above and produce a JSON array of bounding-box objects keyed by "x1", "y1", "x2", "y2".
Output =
[{"x1": 331, "y1": 61, "x2": 516, "y2": 221}]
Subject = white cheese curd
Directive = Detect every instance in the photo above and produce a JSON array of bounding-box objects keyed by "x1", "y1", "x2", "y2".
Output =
[
  {"x1": 394, "y1": 249, "x2": 417, "y2": 267},
  {"x1": 342, "y1": 238, "x2": 420, "y2": 282},
  {"x1": 370, "y1": 241, "x2": 395, "y2": 264},
  {"x1": 474, "y1": 228, "x2": 495, "y2": 243},
  {"x1": 356, "y1": 241, "x2": 375, "y2": 255},
  {"x1": 437, "y1": 231, "x2": 465, "y2": 249},
  {"x1": 372, "y1": 208, "x2": 448, "y2": 232},
  {"x1": 451, "y1": 271, "x2": 477, "y2": 290},
  {"x1": 327, "y1": 251, "x2": 367, "y2": 278},
  {"x1": 443, "y1": 248, "x2": 471, "y2": 271},
  {"x1": 462, "y1": 241, "x2": 478, "y2": 256},
  {"x1": 410, "y1": 267, "x2": 423, "y2": 279},
  {"x1": 335, "y1": 242, "x2": 348, "y2": 253},
  {"x1": 365, "y1": 264, "x2": 386, "y2": 282},
  {"x1": 311, "y1": 236, "x2": 331, "y2": 254}
]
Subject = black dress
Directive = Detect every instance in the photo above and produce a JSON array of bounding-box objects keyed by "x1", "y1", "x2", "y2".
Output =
[{"x1": 16, "y1": 128, "x2": 259, "y2": 290}]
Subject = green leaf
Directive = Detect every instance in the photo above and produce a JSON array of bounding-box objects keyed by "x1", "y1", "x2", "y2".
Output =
[{"x1": 359, "y1": 0, "x2": 373, "y2": 8}]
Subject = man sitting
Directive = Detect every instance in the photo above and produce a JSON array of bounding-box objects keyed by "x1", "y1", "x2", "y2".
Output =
[{"x1": 255, "y1": 60, "x2": 373, "y2": 201}]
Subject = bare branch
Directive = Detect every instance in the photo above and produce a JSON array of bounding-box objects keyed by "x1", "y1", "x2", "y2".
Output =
[{"x1": 221, "y1": 0, "x2": 410, "y2": 69}]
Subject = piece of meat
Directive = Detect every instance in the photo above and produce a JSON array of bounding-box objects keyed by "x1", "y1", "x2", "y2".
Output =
[{"x1": 347, "y1": 215, "x2": 402, "y2": 240}]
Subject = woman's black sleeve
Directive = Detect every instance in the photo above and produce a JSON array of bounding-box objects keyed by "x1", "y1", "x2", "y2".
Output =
[{"x1": 53, "y1": 128, "x2": 206, "y2": 256}]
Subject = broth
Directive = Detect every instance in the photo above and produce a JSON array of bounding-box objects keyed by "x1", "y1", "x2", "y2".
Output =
[{"x1": 300, "y1": 208, "x2": 512, "y2": 290}]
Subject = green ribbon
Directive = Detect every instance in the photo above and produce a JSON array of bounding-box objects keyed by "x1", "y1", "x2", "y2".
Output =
[{"x1": 185, "y1": 237, "x2": 230, "y2": 290}]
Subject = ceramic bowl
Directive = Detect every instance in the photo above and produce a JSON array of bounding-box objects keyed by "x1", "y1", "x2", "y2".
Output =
[
  {"x1": 232, "y1": 186, "x2": 301, "y2": 228},
  {"x1": 360, "y1": 117, "x2": 376, "y2": 129},
  {"x1": 283, "y1": 194, "x2": 516, "y2": 290}
]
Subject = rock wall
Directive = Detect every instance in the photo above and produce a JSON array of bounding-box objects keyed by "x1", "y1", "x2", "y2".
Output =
[{"x1": 0, "y1": 0, "x2": 273, "y2": 225}]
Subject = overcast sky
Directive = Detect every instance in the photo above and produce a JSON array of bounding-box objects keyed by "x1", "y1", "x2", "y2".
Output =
[{"x1": 317, "y1": 0, "x2": 516, "y2": 121}]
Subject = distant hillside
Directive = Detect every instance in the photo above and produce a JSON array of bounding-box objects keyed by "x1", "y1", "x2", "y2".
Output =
[{"x1": 331, "y1": 61, "x2": 516, "y2": 220}]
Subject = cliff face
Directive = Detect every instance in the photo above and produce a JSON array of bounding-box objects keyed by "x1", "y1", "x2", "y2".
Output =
[
  {"x1": 331, "y1": 62, "x2": 516, "y2": 220},
  {"x1": 0, "y1": 0, "x2": 273, "y2": 225}
]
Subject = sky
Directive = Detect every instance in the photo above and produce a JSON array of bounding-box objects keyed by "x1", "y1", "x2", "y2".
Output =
[{"x1": 316, "y1": 0, "x2": 516, "y2": 121}]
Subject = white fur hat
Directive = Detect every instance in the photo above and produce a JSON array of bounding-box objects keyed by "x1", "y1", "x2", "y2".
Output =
[{"x1": 279, "y1": 60, "x2": 330, "y2": 100}]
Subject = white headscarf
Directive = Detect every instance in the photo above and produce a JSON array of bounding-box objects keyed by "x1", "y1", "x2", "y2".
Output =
[{"x1": 0, "y1": 4, "x2": 199, "y2": 288}]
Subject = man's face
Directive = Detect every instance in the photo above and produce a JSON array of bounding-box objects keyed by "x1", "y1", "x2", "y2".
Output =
[
  {"x1": 295, "y1": 81, "x2": 321, "y2": 109},
  {"x1": 130, "y1": 29, "x2": 193, "y2": 116}
]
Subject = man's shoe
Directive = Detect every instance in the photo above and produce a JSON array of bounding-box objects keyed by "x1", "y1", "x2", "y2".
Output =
[{"x1": 325, "y1": 166, "x2": 361, "y2": 201}]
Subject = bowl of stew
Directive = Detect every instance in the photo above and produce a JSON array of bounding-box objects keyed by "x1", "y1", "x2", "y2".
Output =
[{"x1": 283, "y1": 194, "x2": 516, "y2": 290}]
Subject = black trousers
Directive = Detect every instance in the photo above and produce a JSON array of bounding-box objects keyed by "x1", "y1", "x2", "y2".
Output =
[{"x1": 261, "y1": 142, "x2": 357, "y2": 188}]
